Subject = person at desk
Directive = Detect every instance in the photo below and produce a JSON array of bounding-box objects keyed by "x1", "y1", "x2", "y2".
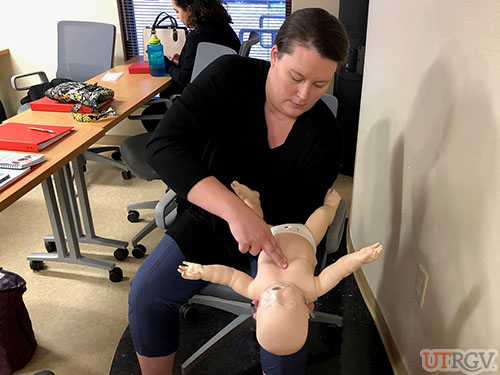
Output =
[
  {"x1": 129, "y1": 8, "x2": 349, "y2": 375},
  {"x1": 141, "y1": 0, "x2": 241, "y2": 132}
]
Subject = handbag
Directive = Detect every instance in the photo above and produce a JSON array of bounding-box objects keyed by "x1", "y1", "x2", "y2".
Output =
[
  {"x1": 45, "y1": 81, "x2": 115, "y2": 122},
  {"x1": 0, "y1": 268, "x2": 37, "y2": 374},
  {"x1": 143, "y1": 12, "x2": 187, "y2": 61}
]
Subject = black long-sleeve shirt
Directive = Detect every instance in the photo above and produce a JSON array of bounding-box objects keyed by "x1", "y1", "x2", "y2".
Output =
[
  {"x1": 164, "y1": 21, "x2": 241, "y2": 88},
  {"x1": 148, "y1": 55, "x2": 343, "y2": 265}
]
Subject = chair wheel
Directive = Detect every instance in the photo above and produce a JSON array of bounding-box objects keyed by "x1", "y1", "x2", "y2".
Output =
[
  {"x1": 111, "y1": 150, "x2": 122, "y2": 160},
  {"x1": 132, "y1": 244, "x2": 146, "y2": 259},
  {"x1": 44, "y1": 240, "x2": 57, "y2": 252},
  {"x1": 180, "y1": 303, "x2": 198, "y2": 320},
  {"x1": 109, "y1": 267, "x2": 123, "y2": 282},
  {"x1": 30, "y1": 260, "x2": 44, "y2": 271},
  {"x1": 127, "y1": 210, "x2": 140, "y2": 223},
  {"x1": 114, "y1": 248, "x2": 129, "y2": 261},
  {"x1": 122, "y1": 170, "x2": 132, "y2": 180}
]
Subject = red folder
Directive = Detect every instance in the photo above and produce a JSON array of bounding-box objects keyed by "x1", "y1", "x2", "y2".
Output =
[
  {"x1": 128, "y1": 62, "x2": 150, "y2": 74},
  {"x1": 30, "y1": 96, "x2": 111, "y2": 113},
  {"x1": 0, "y1": 123, "x2": 73, "y2": 152}
]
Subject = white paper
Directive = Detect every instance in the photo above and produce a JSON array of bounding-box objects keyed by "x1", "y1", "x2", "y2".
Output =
[{"x1": 101, "y1": 72, "x2": 123, "y2": 81}]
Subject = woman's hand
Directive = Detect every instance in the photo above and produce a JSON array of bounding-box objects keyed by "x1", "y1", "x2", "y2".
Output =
[
  {"x1": 171, "y1": 53, "x2": 180, "y2": 65},
  {"x1": 227, "y1": 204, "x2": 288, "y2": 269},
  {"x1": 187, "y1": 176, "x2": 288, "y2": 269}
]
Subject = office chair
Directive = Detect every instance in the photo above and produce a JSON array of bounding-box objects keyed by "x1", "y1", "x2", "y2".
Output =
[
  {"x1": 10, "y1": 21, "x2": 130, "y2": 177},
  {"x1": 119, "y1": 42, "x2": 239, "y2": 259},
  {"x1": 238, "y1": 30, "x2": 260, "y2": 57},
  {"x1": 152, "y1": 94, "x2": 345, "y2": 374}
]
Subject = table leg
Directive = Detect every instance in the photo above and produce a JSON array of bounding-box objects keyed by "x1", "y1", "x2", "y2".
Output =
[
  {"x1": 72, "y1": 155, "x2": 129, "y2": 250},
  {"x1": 27, "y1": 168, "x2": 123, "y2": 282}
]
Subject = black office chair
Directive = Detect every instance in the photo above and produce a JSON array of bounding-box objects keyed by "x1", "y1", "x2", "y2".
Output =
[{"x1": 238, "y1": 30, "x2": 260, "y2": 57}]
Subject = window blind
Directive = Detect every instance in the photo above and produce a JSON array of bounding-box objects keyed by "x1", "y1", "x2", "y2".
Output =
[{"x1": 117, "y1": 0, "x2": 290, "y2": 61}]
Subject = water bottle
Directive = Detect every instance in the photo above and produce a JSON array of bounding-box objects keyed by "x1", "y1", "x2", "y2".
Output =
[{"x1": 147, "y1": 31, "x2": 167, "y2": 77}]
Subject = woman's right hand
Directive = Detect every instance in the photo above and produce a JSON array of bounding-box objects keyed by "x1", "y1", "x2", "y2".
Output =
[
  {"x1": 187, "y1": 176, "x2": 288, "y2": 269},
  {"x1": 227, "y1": 204, "x2": 288, "y2": 269}
]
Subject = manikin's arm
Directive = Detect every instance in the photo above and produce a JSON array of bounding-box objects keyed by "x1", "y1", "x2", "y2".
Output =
[
  {"x1": 178, "y1": 261, "x2": 258, "y2": 300},
  {"x1": 314, "y1": 243, "x2": 382, "y2": 297},
  {"x1": 305, "y1": 187, "x2": 341, "y2": 245}
]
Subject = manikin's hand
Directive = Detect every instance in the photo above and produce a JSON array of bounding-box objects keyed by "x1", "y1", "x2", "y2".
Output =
[
  {"x1": 356, "y1": 242, "x2": 383, "y2": 263},
  {"x1": 323, "y1": 187, "x2": 341, "y2": 209},
  {"x1": 177, "y1": 261, "x2": 203, "y2": 280},
  {"x1": 227, "y1": 203, "x2": 288, "y2": 269}
]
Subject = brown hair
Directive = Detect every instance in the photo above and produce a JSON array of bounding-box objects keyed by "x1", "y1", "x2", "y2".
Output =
[
  {"x1": 174, "y1": 0, "x2": 232, "y2": 29},
  {"x1": 274, "y1": 8, "x2": 349, "y2": 63}
]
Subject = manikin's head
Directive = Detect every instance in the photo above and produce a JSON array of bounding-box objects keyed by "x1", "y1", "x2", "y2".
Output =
[{"x1": 256, "y1": 282, "x2": 310, "y2": 355}]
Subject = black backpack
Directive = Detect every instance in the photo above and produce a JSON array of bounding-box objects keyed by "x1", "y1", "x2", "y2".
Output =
[{"x1": 0, "y1": 268, "x2": 37, "y2": 374}]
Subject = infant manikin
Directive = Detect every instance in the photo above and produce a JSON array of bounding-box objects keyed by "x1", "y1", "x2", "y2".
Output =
[{"x1": 178, "y1": 181, "x2": 382, "y2": 355}]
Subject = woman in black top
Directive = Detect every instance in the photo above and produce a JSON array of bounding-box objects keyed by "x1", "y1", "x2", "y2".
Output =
[
  {"x1": 141, "y1": 0, "x2": 240, "y2": 131},
  {"x1": 129, "y1": 8, "x2": 349, "y2": 375}
]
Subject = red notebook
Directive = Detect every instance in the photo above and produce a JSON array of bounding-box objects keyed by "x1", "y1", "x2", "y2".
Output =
[
  {"x1": 128, "y1": 62, "x2": 150, "y2": 74},
  {"x1": 30, "y1": 96, "x2": 111, "y2": 113},
  {"x1": 0, "y1": 123, "x2": 73, "y2": 152}
]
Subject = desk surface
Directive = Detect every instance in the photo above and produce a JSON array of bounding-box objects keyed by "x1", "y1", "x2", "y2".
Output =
[
  {"x1": 10, "y1": 58, "x2": 171, "y2": 132},
  {"x1": 0, "y1": 126, "x2": 103, "y2": 211},
  {"x1": 0, "y1": 58, "x2": 171, "y2": 212},
  {"x1": 0, "y1": 49, "x2": 9, "y2": 57}
]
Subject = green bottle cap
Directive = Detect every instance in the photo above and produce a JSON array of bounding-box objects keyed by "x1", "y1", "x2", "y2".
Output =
[{"x1": 149, "y1": 32, "x2": 161, "y2": 45}]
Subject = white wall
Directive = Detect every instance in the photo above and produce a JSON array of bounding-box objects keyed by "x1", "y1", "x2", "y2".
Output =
[
  {"x1": 351, "y1": 0, "x2": 500, "y2": 373},
  {"x1": 0, "y1": 0, "x2": 142, "y2": 137}
]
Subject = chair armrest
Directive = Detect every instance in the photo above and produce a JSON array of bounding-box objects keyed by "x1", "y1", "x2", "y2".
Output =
[
  {"x1": 127, "y1": 98, "x2": 174, "y2": 121},
  {"x1": 155, "y1": 189, "x2": 178, "y2": 230},
  {"x1": 11, "y1": 71, "x2": 49, "y2": 91}
]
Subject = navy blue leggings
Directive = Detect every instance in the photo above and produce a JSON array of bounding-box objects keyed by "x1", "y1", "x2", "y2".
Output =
[{"x1": 128, "y1": 234, "x2": 307, "y2": 374}]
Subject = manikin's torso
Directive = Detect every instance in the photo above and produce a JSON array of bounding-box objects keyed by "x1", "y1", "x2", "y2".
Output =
[{"x1": 251, "y1": 232, "x2": 318, "y2": 303}]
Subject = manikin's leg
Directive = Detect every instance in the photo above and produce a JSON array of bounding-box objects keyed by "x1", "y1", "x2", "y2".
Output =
[
  {"x1": 128, "y1": 235, "x2": 208, "y2": 375},
  {"x1": 231, "y1": 181, "x2": 264, "y2": 219},
  {"x1": 304, "y1": 187, "x2": 341, "y2": 245}
]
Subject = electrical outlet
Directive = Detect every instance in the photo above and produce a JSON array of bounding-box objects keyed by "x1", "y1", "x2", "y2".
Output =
[{"x1": 414, "y1": 264, "x2": 429, "y2": 308}]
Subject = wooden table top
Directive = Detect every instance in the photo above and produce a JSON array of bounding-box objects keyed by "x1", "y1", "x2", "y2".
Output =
[
  {"x1": 10, "y1": 58, "x2": 172, "y2": 132},
  {"x1": 0, "y1": 126, "x2": 103, "y2": 212},
  {"x1": 0, "y1": 57, "x2": 171, "y2": 212}
]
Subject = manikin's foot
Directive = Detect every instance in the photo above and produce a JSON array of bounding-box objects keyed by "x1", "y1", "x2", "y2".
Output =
[
  {"x1": 231, "y1": 181, "x2": 264, "y2": 218},
  {"x1": 356, "y1": 242, "x2": 383, "y2": 264},
  {"x1": 323, "y1": 187, "x2": 341, "y2": 209},
  {"x1": 178, "y1": 261, "x2": 203, "y2": 280}
]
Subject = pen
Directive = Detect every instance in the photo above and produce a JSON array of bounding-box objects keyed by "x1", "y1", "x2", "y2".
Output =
[{"x1": 28, "y1": 127, "x2": 55, "y2": 134}]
